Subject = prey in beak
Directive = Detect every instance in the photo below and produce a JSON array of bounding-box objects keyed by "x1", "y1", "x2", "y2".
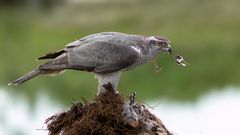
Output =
[{"x1": 176, "y1": 55, "x2": 189, "y2": 67}]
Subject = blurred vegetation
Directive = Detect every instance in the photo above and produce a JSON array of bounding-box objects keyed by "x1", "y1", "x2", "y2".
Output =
[{"x1": 1, "y1": 0, "x2": 240, "y2": 105}]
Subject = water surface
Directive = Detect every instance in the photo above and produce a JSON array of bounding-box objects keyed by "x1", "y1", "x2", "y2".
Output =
[
  {"x1": 150, "y1": 87, "x2": 240, "y2": 135},
  {"x1": 1, "y1": 87, "x2": 240, "y2": 135}
]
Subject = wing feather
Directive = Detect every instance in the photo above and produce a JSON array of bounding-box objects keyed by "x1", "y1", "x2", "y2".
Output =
[
  {"x1": 37, "y1": 32, "x2": 141, "y2": 73},
  {"x1": 38, "y1": 49, "x2": 66, "y2": 60},
  {"x1": 67, "y1": 41, "x2": 139, "y2": 73}
]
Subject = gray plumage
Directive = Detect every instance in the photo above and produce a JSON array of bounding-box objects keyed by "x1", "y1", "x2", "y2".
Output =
[{"x1": 9, "y1": 32, "x2": 172, "y2": 94}]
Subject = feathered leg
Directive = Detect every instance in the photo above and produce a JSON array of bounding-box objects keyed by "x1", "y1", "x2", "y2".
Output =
[{"x1": 95, "y1": 72, "x2": 121, "y2": 95}]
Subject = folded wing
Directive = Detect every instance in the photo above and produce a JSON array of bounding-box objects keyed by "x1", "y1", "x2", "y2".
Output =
[{"x1": 67, "y1": 41, "x2": 139, "y2": 73}]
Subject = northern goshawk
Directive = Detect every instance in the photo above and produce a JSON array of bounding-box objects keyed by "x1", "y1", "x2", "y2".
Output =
[{"x1": 9, "y1": 32, "x2": 172, "y2": 94}]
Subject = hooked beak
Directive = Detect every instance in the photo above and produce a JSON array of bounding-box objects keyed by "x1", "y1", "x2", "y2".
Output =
[
  {"x1": 161, "y1": 46, "x2": 172, "y2": 54},
  {"x1": 168, "y1": 47, "x2": 172, "y2": 54}
]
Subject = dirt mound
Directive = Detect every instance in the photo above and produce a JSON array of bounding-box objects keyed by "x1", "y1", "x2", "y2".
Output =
[{"x1": 45, "y1": 84, "x2": 172, "y2": 135}]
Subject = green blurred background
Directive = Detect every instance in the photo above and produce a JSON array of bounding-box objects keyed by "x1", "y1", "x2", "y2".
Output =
[
  {"x1": 0, "y1": 0, "x2": 240, "y2": 134},
  {"x1": 1, "y1": 0, "x2": 239, "y2": 103}
]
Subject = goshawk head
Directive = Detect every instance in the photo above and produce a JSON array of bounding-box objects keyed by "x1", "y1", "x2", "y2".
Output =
[{"x1": 147, "y1": 36, "x2": 172, "y2": 54}]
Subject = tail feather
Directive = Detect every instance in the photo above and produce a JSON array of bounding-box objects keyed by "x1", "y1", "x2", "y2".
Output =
[
  {"x1": 9, "y1": 53, "x2": 68, "y2": 86},
  {"x1": 9, "y1": 69, "x2": 41, "y2": 85}
]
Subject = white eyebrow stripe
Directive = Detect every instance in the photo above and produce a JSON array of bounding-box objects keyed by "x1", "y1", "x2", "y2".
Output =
[
  {"x1": 148, "y1": 36, "x2": 158, "y2": 41},
  {"x1": 131, "y1": 46, "x2": 141, "y2": 54}
]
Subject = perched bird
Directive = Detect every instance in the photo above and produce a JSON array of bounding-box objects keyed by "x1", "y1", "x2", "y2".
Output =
[{"x1": 9, "y1": 32, "x2": 172, "y2": 94}]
